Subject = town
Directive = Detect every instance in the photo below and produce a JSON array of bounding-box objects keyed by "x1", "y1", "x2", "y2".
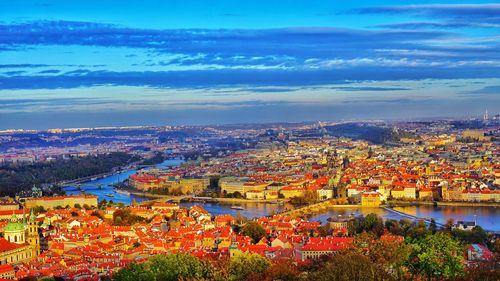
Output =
[{"x1": 0, "y1": 119, "x2": 498, "y2": 280}]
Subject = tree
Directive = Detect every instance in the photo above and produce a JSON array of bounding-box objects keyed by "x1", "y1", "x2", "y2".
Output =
[
  {"x1": 429, "y1": 219, "x2": 437, "y2": 234},
  {"x1": 229, "y1": 252, "x2": 271, "y2": 281},
  {"x1": 112, "y1": 263, "x2": 154, "y2": 281},
  {"x1": 463, "y1": 254, "x2": 500, "y2": 281},
  {"x1": 146, "y1": 253, "x2": 209, "y2": 281},
  {"x1": 406, "y1": 232, "x2": 465, "y2": 280},
  {"x1": 307, "y1": 251, "x2": 384, "y2": 281},
  {"x1": 264, "y1": 258, "x2": 299, "y2": 281},
  {"x1": 74, "y1": 203, "x2": 82, "y2": 209},
  {"x1": 242, "y1": 221, "x2": 266, "y2": 243},
  {"x1": 452, "y1": 225, "x2": 488, "y2": 244},
  {"x1": 361, "y1": 213, "x2": 384, "y2": 236},
  {"x1": 407, "y1": 220, "x2": 430, "y2": 240}
]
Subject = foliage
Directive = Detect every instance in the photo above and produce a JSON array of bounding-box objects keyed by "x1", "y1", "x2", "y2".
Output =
[
  {"x1": 452, "y1": 226, "x2": 489, "y2": 245},
  {"x1": 112, "y1": 262, "x2": 154, "y2": 281},
  {"x1": 113, "y1": 209, "x2": 145, "y2": 226},
  {"x1": 359, "y1": 213, "x2": 384, "y2": 236},
  {"x1": 113, "y1": 254, "x2": 210, "y2": 281},
  {"x1": 406, "y1": 232, "x2": 465, "y2": 280},
  {"x1": 147, "y1": 254, "x2": 209, "y2": 281},
  {"x1": 229, "y1": 252, "x2": 271, "y2": 281},
  {"x1": 264, "y1": 258, "x2": 300, "y2": 281},
  {"x1": 242, "y1": 221, "x2": 266, "y2": 243},
  {"x1": 307, "y1": 250, "x2": 386, "y2": 281},
  {"x1": 0, "y1": 152, "x2": 139, "y2": 196},
  {"x1": 462, "y1": 254, "x2": 500, "y2": 281}
]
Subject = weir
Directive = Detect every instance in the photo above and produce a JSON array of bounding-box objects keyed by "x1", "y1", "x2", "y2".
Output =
[{"x1": 382, "y1": 207, "x2": 445, "y2": 227}]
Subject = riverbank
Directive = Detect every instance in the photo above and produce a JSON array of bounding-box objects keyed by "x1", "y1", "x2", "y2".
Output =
[
  {"x1": 387, "y1": 200, "x2": 500, "y2": 208},
  {"x1": 128, "y1": 191, "x2": 286, "y2": 204}
]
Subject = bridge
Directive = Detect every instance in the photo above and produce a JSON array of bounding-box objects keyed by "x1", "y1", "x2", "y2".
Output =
[
  {"x1": 137, "y1": 194, "x2": 193, "y2": 205},
  {"x1": 63, "y1": 184, "x2": 113, "y2": 190},
  {"x1": 277, "y1": 198, "x2": 348, "y2": 218},
  {"x1": 382, "y1": 207, "x2": 445, "y2": 227}
]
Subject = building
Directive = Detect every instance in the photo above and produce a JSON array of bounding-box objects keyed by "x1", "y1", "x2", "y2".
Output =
[
  {"x1": 462, "y1": 130, "x2": 490, "y2": 141},
  {"x1": 361, "y1": 192, "x2": 381, "y2": 207},
  {"x1": 26, "y1": 210, "x2": 40, "y2": 257},
  {"x1": 24, "y1": 195, "x2": 98, "y2": 210},
  {"x1": 418, "y1": 188, "x2": 434, "y2": 200},
  {"x1": 0, "y1": 214, "x2": 38, "y2": 265},
  {"x1": 245, "y1": 190, "x2": 265, "y2": 200},
  {"x1": 279, "y1": 186, "x2": 306, "y2": 198},
  {"x1": 300, "y1": 237, "x2": 353, "y2": 260},
  {"x1": 390, "y1": 187, "x2": 405, "y2": 199},
  {"x1": 453, "y1": 221, "x2": 476, "y2": 231},
  {"x1": 0, "y1": 264, "x2": 15, "y2": 279},
  {"x1": 317, "y1": 187, "x2": 333, "y2": 200}
]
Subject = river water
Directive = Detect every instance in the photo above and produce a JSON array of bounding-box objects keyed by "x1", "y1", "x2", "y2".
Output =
[{"x1": 64, "y1": 159, "x2": 500, "y2": 231}]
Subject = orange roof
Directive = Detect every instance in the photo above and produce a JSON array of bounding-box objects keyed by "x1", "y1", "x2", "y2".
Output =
[
  {"x1": 0, "y1": 238, "x2": 21, "y2": 252},
  {"x1": 0, "y1": 264, "x2": 13, "y2": 274}
]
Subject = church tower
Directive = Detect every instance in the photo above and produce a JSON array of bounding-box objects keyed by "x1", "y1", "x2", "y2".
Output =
[
  {"x1": 26, "y1": 210, "x2": 40, "y2": 256},
  {"x1": 229, "y1": 233, "x2": 240, "y2": 258}
]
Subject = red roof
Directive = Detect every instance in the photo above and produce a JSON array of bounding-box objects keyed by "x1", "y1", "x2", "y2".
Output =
[
  {"x1": 0, "y1": 264, "x2": 13, "y2": 274},
  {"x1": 0, "y1": 238, "x2": 21, "y2": 252}
]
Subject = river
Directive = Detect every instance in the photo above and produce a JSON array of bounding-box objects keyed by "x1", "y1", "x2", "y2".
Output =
[
  {"x1": 64, "y1": 159, "x2": 500, "y2": 231},
  {"x1": 64, "y1": 159, "x2": 184, "y2": 204}
]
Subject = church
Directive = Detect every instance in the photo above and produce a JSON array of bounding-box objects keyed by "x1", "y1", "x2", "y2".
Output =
[{"x1": 0, "y1": 210, "x2": 40, "y2": 265}]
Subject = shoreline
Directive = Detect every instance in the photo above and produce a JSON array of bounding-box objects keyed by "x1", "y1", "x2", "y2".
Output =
[{"x1": 387, "y1": 200, "x2": 500, "y2": 208}]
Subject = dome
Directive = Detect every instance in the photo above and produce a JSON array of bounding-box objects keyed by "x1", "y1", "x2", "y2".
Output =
[
  {"x1": 4, "y1": 214, "x2": 25, "y2": 233},
  {"x1": 4, "y1": 221, "x2": 24, "y2": 232}
]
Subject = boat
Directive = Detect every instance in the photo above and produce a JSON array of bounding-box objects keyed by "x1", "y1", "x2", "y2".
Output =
[
  {"x1": 106, "y1": 193, "x2": 115, "y2": 197},
  {"x1": 115, "y1": 189, "x2": 131, "y2": 196},
  {"x1": 230, "y1": 206, "x2": 245, "y2": 210}
]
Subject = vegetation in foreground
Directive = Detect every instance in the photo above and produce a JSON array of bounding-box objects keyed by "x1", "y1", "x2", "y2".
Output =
[{"x1": 109, "y1": 213, "x2": 500, "y2": 281}]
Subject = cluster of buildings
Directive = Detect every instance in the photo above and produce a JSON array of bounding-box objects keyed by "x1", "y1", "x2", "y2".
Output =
[
  {"x1": 126, "y1": 127, "x2": 499, "y2": 206},
  {"x1": 0, "y1": 198, "x2": 375, "y2": 280}
]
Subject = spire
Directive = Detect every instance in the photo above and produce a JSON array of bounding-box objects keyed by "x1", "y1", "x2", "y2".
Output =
[
  {"x1": 29, "y1": 209, "x2": 36, "y2": 223},
  {"x1": 22, "y1": 206, "x2": 26, "y2": 225},
  {"x1": 10, "y1": 212, "x2": 17, "y2": 222}
]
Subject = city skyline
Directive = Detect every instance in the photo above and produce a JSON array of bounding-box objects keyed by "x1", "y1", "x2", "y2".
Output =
[{"x1": 1, "y1": 1, "x2": 499, "y2": 129}]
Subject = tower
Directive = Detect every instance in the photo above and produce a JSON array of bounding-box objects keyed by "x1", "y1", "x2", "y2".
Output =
[
  {"x1": 484, "y1": 108, "x2": 489, "y2": 120},
  {"x1": 27, "y1": 209, "x2": 40, "y2": 256},
  {"x1": 229, "y1": 233, "x2": 240, "y2": 258}
]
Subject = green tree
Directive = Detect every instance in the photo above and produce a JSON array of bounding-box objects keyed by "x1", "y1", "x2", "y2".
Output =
[
  {"x1": 112, "y1": 263, "x2": 154, "y2": 281},
  {"x1": 229, "y1": 252, "x2": 271, "y2": 281},
  {"x1": 307, "y1": 251, "x2": 385, "y2": 281},
  {"x1": 146, "y1": 253, "x2": 209, "y2": 281},
  {"x1": 407, "y1": 232, "x2": 465, "y2": 280},
  {"x1": 429, "y1": 219, "x2": 437, "y2": 234},
  {"x1": 361, "y1": 213, "x2": 384, "y2": 236},
  {"x1": 242, "y1": 221, "x2": 266, "y2": 243}
]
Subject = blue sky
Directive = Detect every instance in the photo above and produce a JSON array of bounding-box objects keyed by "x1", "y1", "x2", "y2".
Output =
[{"x1": 0, "y1": 1, "x2": 499, "y2": 129}]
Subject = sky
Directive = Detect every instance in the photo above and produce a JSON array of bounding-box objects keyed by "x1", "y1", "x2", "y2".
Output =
[{"x1": 0, "y1": 1, "x2": 499, "y2": 129}]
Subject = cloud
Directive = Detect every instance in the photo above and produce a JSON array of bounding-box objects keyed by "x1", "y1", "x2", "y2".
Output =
[
  {"x1": 355, "y1": 4, "x2": 500, "y2": 25},
  {"x1": 37, "y1": 69, "x2": 60, "y2": 74},
  {"x1": 331, "y1": 86, "x2": 410, "y2": 92},
  {"x1": 0, "y1": 64, "x2": 51, "y2": 68},
  {"x1": 0, "y1": 20, "x2": 498, "y2": 90},
  {"x1": 1, "y1": 68, "x2": 499, "y2": 90},
  {"x1": 376, "y1": 21, "x2": 500, "y2": 30},
  {"x1": 0, "y1": 20, "x2": 453, "y2": 61},
  {"x1": 460, "y1": 86, "x2": 500, "y2": 95}
]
